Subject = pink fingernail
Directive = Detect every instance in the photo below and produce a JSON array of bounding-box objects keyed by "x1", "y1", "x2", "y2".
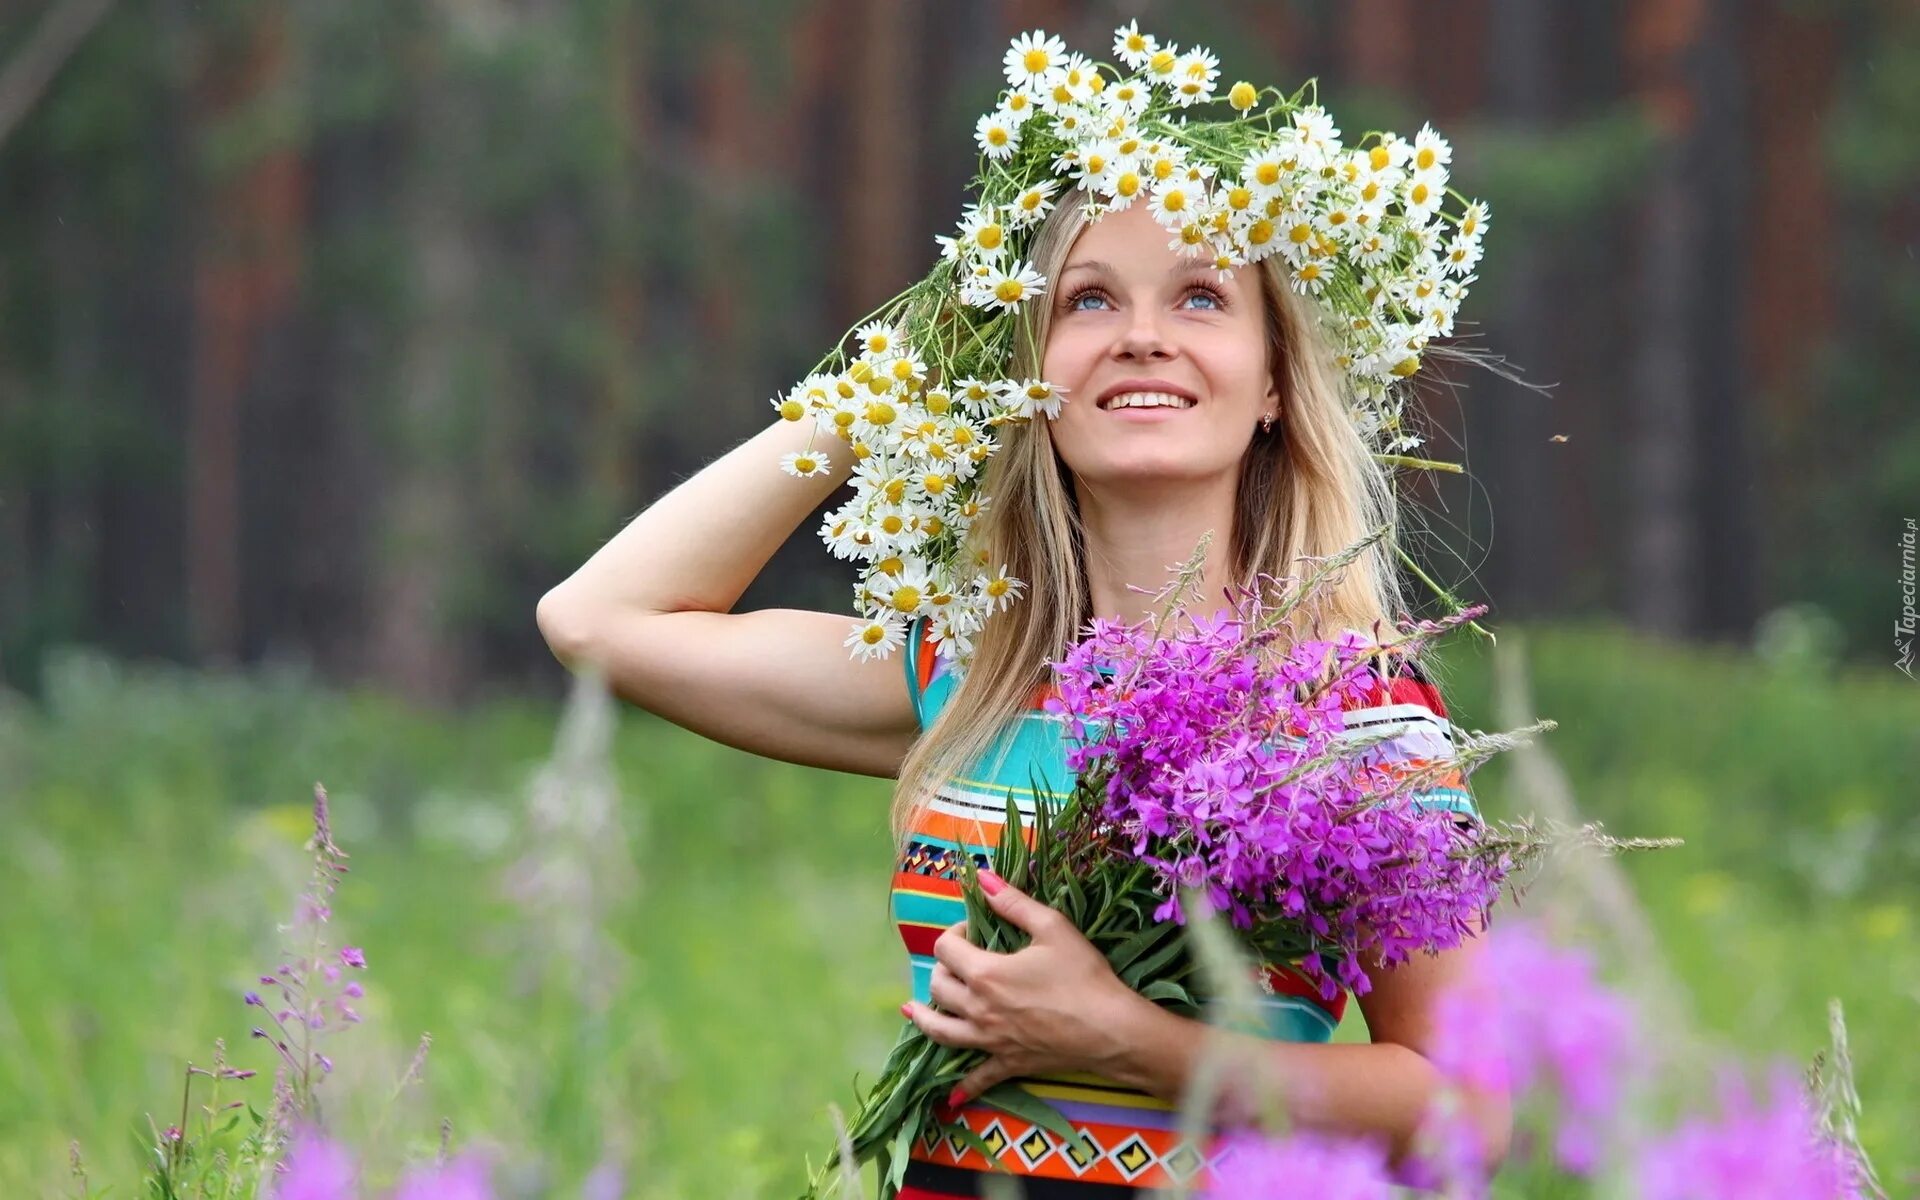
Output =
[
  {"x1": 900, "y1": 1002, "x2": 914, "y2": 1019},
  {"x1": 979, "y1": 870, "x2": 1005, "y2": 896}
]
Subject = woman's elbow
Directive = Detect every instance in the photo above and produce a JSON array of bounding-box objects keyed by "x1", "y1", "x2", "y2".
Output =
[{"x1": 536, "y1": 586, "x2": 597, "y2": 667}]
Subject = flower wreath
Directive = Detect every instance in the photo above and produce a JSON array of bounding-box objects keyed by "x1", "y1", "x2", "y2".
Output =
[{"x1": 770, "y1": 23, "x2": 1492, "y2": 669}]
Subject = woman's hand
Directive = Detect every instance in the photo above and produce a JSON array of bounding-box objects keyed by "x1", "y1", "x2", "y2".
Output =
[{"x1": 900, "y1": 869, "x2": 1148, "y2": 1108}]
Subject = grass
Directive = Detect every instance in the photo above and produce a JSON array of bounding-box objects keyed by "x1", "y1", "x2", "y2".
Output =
[{"x1": 0, "y1": 619, "x2": 1913, "y2": 1197}]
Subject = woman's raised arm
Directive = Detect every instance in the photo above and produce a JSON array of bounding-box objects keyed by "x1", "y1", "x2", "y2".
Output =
[{"x1": 535, "y1": 416, "x2": 921, "y2": 778}]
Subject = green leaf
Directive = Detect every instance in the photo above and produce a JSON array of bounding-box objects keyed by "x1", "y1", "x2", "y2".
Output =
[
  {"x1": 883, "y1": 1113, "x2": 919, "y2": 1192},
  {"x1": 1121, "y1": 931, "x2": 1191, "y2": 989},
  {"x1": 1106, "y1": 921, "x2": 1176, "y2": 977},
  {"x1": 1139, "y1": 979, "x2": 1195, "y2": 1005}
]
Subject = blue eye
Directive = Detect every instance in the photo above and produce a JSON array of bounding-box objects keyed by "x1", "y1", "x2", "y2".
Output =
[{"x1": 1062, "y1": 283, "x2": 1227, "y2": 312}]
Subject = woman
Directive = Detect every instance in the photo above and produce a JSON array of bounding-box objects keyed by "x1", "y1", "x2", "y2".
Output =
[{"x1": 536, "y1": 184, "x2": 1511, "y2": 1194}]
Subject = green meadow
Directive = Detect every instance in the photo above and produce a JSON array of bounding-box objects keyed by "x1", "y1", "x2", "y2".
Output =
[{"x1": 1, "y1": 621, "x2": 1914, "y2": 1197}]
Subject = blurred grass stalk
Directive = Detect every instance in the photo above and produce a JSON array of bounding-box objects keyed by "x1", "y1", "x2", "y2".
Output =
[{"x1": 499, "y1": 662, "x2": 641, "y2": 1191}]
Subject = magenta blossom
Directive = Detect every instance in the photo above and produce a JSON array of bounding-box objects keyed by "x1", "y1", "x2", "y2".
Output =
[
  {"x1": 1046, "y1": 587, "x2": 1504, "y2": 998},
  {"x1": 390, "y1": 1150, "x2": 495, "y2": 1200},
  {"x1": 1637, "y1": 1065, "x2": 1866, "y2": 1200},
  {"x1": 1426, "y1": 919, "x2": 1634, "y2": 1174},
  {"x1": 1199, "y1": 1128, "x2": 1394, "y2": 1199},
  {"x1": 273, "y1": 1126, "x2": 357, "y2": 1200}
]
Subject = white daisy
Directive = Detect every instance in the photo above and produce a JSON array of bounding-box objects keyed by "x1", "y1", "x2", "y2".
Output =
[
  {"x1": 779, "y1": 448, "x2": 832, "y2": 478},
  {"x1": 1039, "y1": 52, "x2": 1099, "y2": 109},
  {"x1": 1112, "y1": 20, "x2": 1158, "y2": 69},
  {"x1": 1441, "y1": 232, "x2": 1483, "y2": 276},
  {"x1": 1410, "y1": 123, "x2": 1453, "y2": 174},
  {"x1": 964, "y1": 261, "x2": 1048, "y2": 312},
  {"x1": 850, "y1": 393, "x2": 905, "y2": 443},
  {"x1": 1169, "y1": 48, "x2": 1220, "y2": 107},
  {"x1": 844, "y1": 614, "x2": 907, "y2": 662},
  {"x1": 930, "y1": 603, "x2": 983, "y2": 661},
  {"x1": 1141, "y1": 44, "x2": 1181, "y2": 91},
  {"x1": 975, "y1": 109, "x2": 1021, "y2": 161},
  {"x1": 1065, "y1": 139, "x2": 1122, "y2": 190},
  {"x1": 957, "y1": 206, "x2": 1011, "y2": 260},
  {"x1": 1003, "y1": 30, "x2": 1068, "y2": 91},
  {"x1": 1008, "y1": 379, "x2": 1066, "y2": 420},
  {"x1": 1404, "y1": 168, "x2": 1447, "y2": 221},
  {"x1": 976, "y1": 563, "x2": 1028, "y2": 615},
  {"x1": 1292, "y1": 104, "x2": 1342, "y2": 150},
  {"x1": 1459, "y1": 199, "x2": 1491, "y2": 240},
  {"x1": 865, "y1": 499, "x2": 927, "y2": 553},
  {"x1": 1290, "y1": 256, "x2": 1335, "y2": 296},
  {"x1": 1001, "y1": 88, "x2": 1041, "y2": 127},
  {"x1": 1006, "y1": 179, "x2": 1061, "y2": 229},
  {"x1": 1104, "y1": 77, "x2": 1154, "y2": 116},
  {"x1": 871, "y1": 561, "x2": 936, "y2": 617},
  {"x1": 1147, "y1": 180, "x2": 1206, "y2": 227},
  {"x1": 819, "y1": 507, "x2": 878, "y2": 560}
]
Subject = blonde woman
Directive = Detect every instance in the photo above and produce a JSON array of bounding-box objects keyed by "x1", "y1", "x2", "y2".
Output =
[{"x1": 537, "y1": 185, "x2": 1510, "y2": 1195}]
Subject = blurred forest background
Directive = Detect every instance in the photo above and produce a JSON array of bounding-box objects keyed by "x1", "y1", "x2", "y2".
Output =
[
  {"x1": 4, "y1": 1, "x2": 1920, "y2": 1196},
  {"x1": 3, "y1": 0, "x2": 1916, "y2": 701}
]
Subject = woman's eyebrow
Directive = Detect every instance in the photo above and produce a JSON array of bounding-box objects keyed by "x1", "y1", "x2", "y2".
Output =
[{"x1": 1061, "y1": 259, "x2": 1223, "y2": 280}]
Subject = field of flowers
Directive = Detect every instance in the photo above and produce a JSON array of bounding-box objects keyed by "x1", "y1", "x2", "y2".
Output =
[{"x1": 0, "y1": 619, "x2": 1914, "y2": 1197}]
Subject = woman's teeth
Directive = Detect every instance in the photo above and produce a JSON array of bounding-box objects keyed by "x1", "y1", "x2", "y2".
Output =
[{"x1": 1103, "y1": 391, "x2": 1195, "y2": 410}]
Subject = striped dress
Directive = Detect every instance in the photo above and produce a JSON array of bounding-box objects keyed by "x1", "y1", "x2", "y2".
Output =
[{"x1": 889, "y1": 615, "x2": 1479, "y2": 1197}]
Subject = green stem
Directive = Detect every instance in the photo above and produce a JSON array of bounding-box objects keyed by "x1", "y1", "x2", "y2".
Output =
[{"x1": 1394, "y1": 543, "x2": 1494, "y2": 643}]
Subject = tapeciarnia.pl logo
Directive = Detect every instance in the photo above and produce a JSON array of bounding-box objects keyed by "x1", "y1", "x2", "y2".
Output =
[{"x1": 1899, "y1": 517, "x2": 1916, "y2": 679}]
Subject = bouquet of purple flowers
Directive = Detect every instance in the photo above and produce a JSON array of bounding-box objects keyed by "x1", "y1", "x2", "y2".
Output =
[{"x1": 803, "y1": 537, "x2": 1653, "y2": 1197}]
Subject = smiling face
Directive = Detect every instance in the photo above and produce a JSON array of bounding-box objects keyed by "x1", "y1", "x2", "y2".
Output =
[{"x1": 1042, "y1": 199, "x2": 1281, "y2": 489}]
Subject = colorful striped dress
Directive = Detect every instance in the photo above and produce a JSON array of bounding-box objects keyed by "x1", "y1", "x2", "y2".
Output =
[{"x1": 889, "y1": 615, "x2": 1479, "y2": 1197}]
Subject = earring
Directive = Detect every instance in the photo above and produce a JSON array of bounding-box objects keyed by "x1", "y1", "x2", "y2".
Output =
[{"x1": 1260, "y1": 413, "x2": 1276, "y2": 434}]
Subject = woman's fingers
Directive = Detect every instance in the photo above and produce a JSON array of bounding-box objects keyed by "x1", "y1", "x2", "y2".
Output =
[
  {"x1": 903, "y1": 1000, "x2": 987, "y2": 1050},
  {"x1": 929, "y1": 960, "x2": 977, "y2": 1019}
]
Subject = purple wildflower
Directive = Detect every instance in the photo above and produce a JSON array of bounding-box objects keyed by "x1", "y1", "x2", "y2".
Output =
[
  {"x1": 1045, "y1": 582, "x2": 1503, "y2": 998},
  {"x1": 1199, "y1": 1128, "x2": 1394, "y2": 1199},
  {"x1": 272, "y1": 1125, "x2": 357, "y2": 1200},
  {"x1": 248, "y1": 784, "x2": 367, "y2": 1117},
  {"x1": 390, "y1": 1150, "x2": 495, "y2": 1200},
  {"x1": 1426, "y1": 919, "x2": 1634, "y2": 1174},
  {"x1": 1637, "y1": 1065, "x2": 1867, "y2": 1200}
]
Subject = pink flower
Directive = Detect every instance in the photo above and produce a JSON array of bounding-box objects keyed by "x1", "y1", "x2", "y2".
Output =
[
  {"x1": 1199, "y1": 1128, "x2": 1393, "y2": 1199},
  {"x1": 389, "y1": 1150, "x2": 495, "y2": 1200},
  {"x1": 272, "y1": 1126, "x2": 357, "y2": 1200},
  {"x1": 1637, "y1": 1066, "x2": 1866, "y2": 1200},
  {"x1": 1425, "y1": 919, "x2": 1633, "y2": 1175}
]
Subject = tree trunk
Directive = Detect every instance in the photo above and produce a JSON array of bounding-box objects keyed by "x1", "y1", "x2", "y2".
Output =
[{"x1": 1623, "y1": 0, "x2": 1710, "y2": 638}]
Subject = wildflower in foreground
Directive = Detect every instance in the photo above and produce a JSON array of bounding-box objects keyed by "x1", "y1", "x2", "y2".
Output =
[
  {"x1": 390, "y1": 1150, "x2": 496, "y2": 1200},
  {"x1": 273, "y1": 1126, "x2": 356, "y2": 1200},
  {"x1": 1426, "y1": 918, "x2": 1634, "y2": 1174},
  {"x1": 1636, "y1": 1066, "x2": 1866, "y2": 1200},
  {"x1": 1198, "y1": 1127, "x2": 1393, "y2": 1199}
]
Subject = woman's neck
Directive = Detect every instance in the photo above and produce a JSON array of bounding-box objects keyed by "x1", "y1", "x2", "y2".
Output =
[{"x1": 1076, "y1": 474, "x2": 1243, "y2": 626}]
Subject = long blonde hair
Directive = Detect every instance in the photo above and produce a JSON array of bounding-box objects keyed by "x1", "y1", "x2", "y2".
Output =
[{"x1": 889, "y1": 186, "x2": 1411, "y2": 847}]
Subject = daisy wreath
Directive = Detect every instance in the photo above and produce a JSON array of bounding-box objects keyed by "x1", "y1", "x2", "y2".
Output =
[{"x1": 771, "y1": 23, "x2": 1494, "y2": 671}]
